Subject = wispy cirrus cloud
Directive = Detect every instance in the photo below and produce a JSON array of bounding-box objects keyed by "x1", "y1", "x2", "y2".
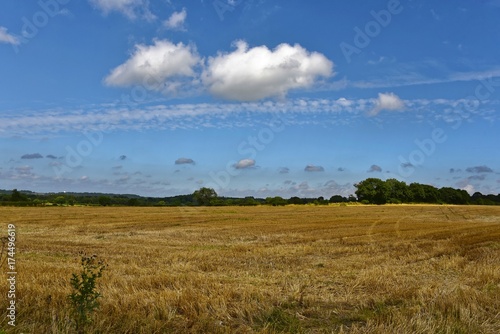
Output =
[
  {"x1": 89, "y1": 0, "x2": 155, "y2": 20},
  {"x1": 350, "y1": 67, "x2": 500, "y2": 90},
  {"x1": 0, "y1": 97, "x2": 497, "y2": 136}
]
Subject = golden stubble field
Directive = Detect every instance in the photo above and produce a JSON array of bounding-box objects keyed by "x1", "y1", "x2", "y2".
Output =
[{"x1": 1, "y1": 205, "x2": 500, "y2": 333}]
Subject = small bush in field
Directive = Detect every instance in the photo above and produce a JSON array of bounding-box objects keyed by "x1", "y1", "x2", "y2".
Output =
[{"x1": 68, "y1": 254, "x2": 106, "y2": 334}]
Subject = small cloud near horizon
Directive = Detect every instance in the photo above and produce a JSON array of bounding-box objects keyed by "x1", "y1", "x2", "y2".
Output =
[
  {"x1": 278, "y1": 167, "x2": 290, "y2": 174},
  {"x1": 469, "y1": 175, "x2": 486, "y2": 181},
  {"x1": 368, "y1": 164, "x2": 383, "y2": 173},
  {"x1": 175, "y1": 158, "x2": 195, "y2": 165},
  {"x1": 305, "y1": 165, "x2": 324, "y2": 172},
  {"x1": 466, "y1": 165, "x2": 493, "y2": 173},
  {"x1": 21, "y1": 153, "x2": 43, "y2": 159},
  {"x1": 234, "y1": 159, "x2": 256, "y2": 169}
]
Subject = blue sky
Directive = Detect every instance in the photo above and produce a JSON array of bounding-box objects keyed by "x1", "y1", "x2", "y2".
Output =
[{"x1": 1, "y1": 0, "x2": 499, "y2": 198}]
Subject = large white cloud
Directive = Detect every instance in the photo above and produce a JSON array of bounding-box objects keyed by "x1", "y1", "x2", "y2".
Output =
[
  {"x1": 89, "y1": 0, "x2": 154, "y2": 20},
  {"x1": 369, "y1": 92, "x2": 405, "y2": 116},
  {"x1": 202, "y1": 40, "x2": 334, "y2": 101},
  {"x1": 0, "y1": 27, "x2": 19, "y2": 45},
  {"x1": 104, "y1": 40, "x2": 200, "y2": 94}
]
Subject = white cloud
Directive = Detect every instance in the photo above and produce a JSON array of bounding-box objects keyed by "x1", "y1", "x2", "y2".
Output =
[
  {"x1": 0, "y1": 27, "x2": 20, "y2": 45},
  {"x1": 104, "y1": 40, "x2": 200, "y2": 94},
  {"x1": 163, "y1": 8, "x2": 187, "y2": 30},
  {"x1": 89, "y1": 0, "x2": 154, "y2": 20},
  {"x1": 233, "y1": 159, "x2": 256, "y2": 169},
  {"x1": 462, "y1": 184, "x2": 475, "y2": 195},
  {"x1": 202, "y1": 40, "x2": 333, "y2": 101},
  {"x1": 367, "y1": 56, "x2": 389, "y2": 65},
  {"x1": 369, "y1": 92, "x2": 405, "y2": 116},
  {"x1": 336, "y1": 97, "x2": 352, "y2": 107}
]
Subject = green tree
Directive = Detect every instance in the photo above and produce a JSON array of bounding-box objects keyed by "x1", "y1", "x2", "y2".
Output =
[
  {"x1": 193, "y1": 187, "x2": 218, "y2": 206},
  {"x1": 67, "y1": 196, "x2": 76, "y2": 206},
  {"x1": 409, "y1": 183, "x2": 439, "y2": 203},
  {"x1": 354, "y1": 178, "x2": 388, "y2": 204},
  {"x1": 241, "y1": 196, "x2": 259, "y2": 206},
  {"x1": 33, "y1": 198, "x2": 45, "y2": 206},
  {"x1": 266, "y1": 196, "x2": 287, "y2": 206},
  {"x1": 11, "y1": 189, "x2": 27, "y2": 202},
  {"x1": 315, "y1": 196, "x2": 328, "y2": 205},
  {"x1": 385, "y1": 178, "x2": 410, "y2": 203},
  {"x1": 54, "y1": 196, "x2": 67, "y2": 206},
  {"x1": 408, "y1": 183, "x2": 425, "y2": 203},
  {"x1": 98, "y1": 196, "x2": 112, "y2": 206},
  {"x1": 127, "y1": 198, "x2": 139, "y2": 206},
  {"x1": 438, "y1": 187, "x2": 469, "y2": 204},
  {"x1": 288, "y1": 197, "x2": 303, "y2": 205},
  {"x1": 329, "y1": 195, "x2": 346, "y2": 203}
]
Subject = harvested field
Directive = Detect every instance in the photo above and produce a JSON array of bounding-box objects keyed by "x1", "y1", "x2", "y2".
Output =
[{"x1": 1, "y1": 205, "x2": 500, "y2": 333}]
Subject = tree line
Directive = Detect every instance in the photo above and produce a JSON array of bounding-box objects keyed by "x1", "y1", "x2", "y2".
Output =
[
  {"x1": 354, "y1": 178, "x2": 500, "y2": 205},
  {"x1": 1, "y1": 178, "x2": 499, "y2": 207}
]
